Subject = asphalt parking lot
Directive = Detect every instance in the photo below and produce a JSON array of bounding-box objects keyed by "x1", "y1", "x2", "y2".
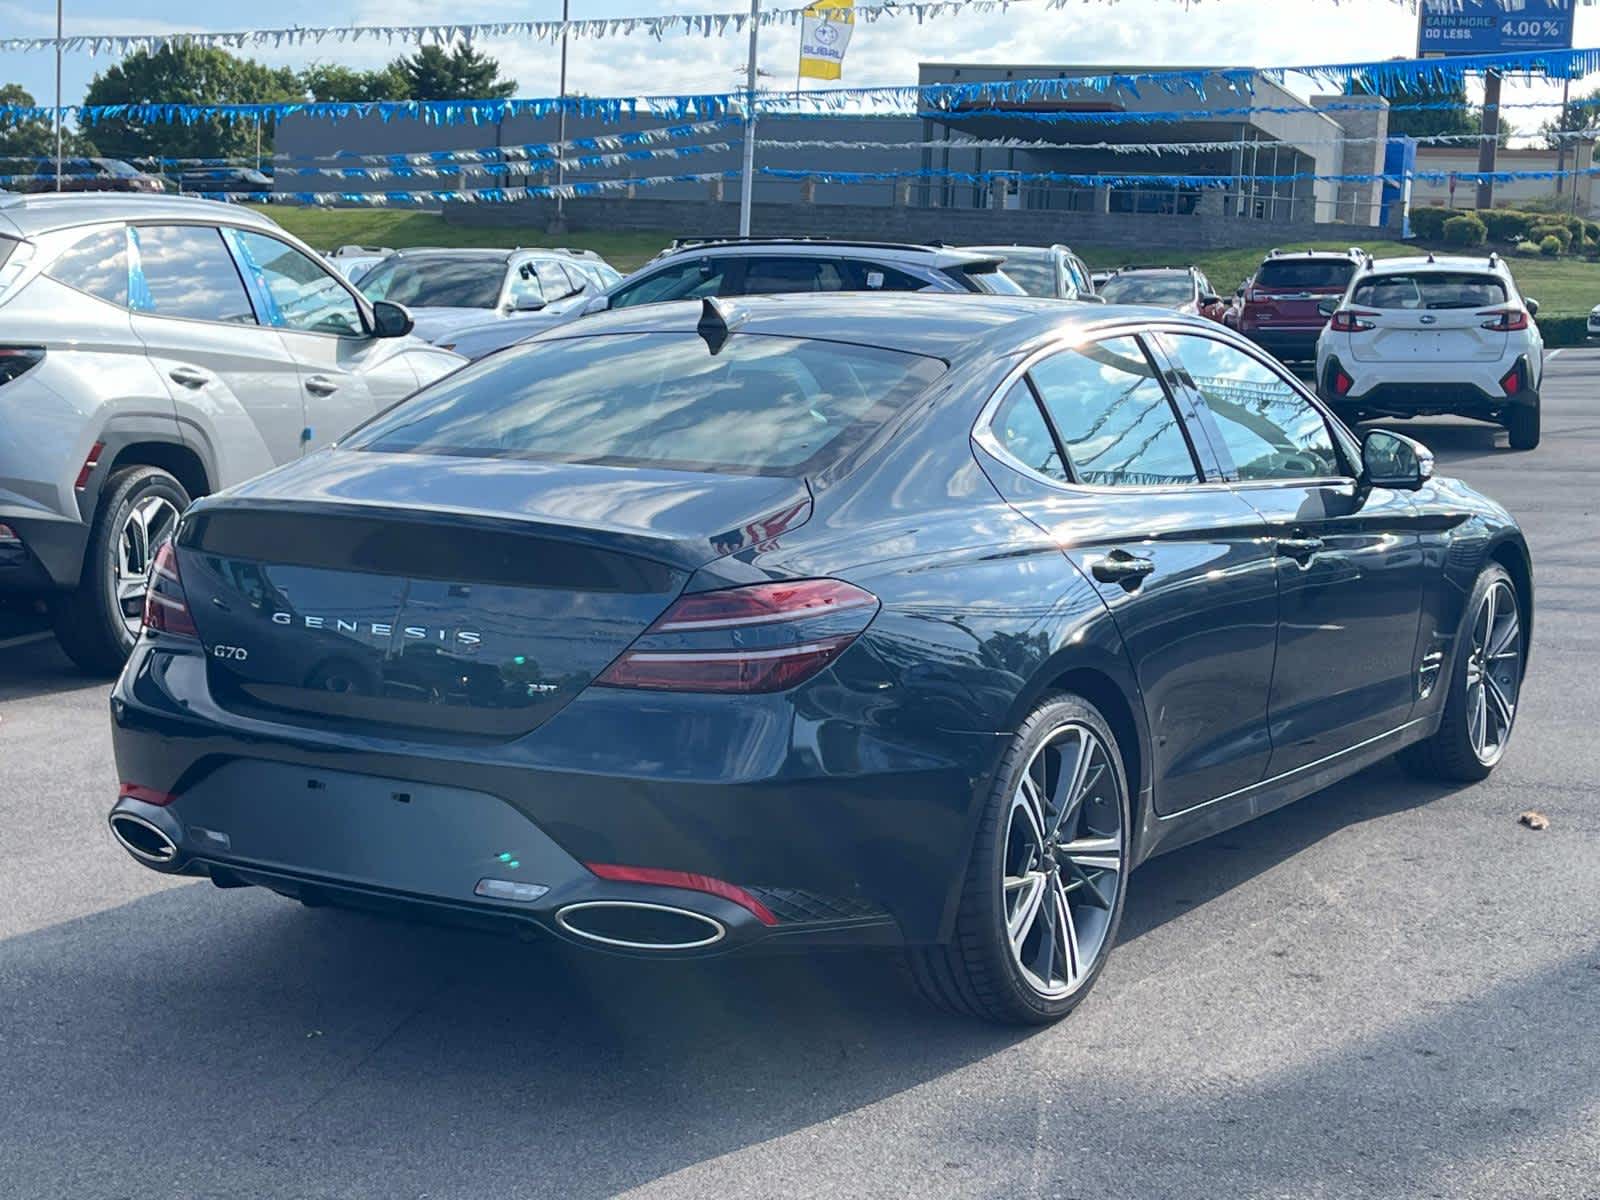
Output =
[{"x1": 1, "y1": 352, "x2": 1596, "y2": 1200}]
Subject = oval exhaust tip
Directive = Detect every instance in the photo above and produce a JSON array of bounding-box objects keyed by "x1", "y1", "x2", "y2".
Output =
[
  {"x1": 556, "y1": 901, "x2": 725, "y2": 951},
  {"x1": 109, "y1": 812, "x2": 178, "y2": 864}
]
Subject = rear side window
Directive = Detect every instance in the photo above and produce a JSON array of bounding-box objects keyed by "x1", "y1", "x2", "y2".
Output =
[
  {"x1": 843, "y1": 261, "x2": 929, "y2": 292},
  {"x1": 990, "y1": 380, "x2": 1066, "y2": 481},
  {"x1": 348, "y1": 332, "x2": 947, "y2": 476},
  {"x1": 1254, "y1": 259, "x2": 1355, "y2": 290},
  {"x1": 1351, "y1": 272, "x2": 1508, "y2": 310},
  {"x1": 130, "y1": 225, "x2": 255, "y2": 324},
  {"x1": 740, "y1": 257, "x2": 846, "y2": 294},
  {"x1": 0, "y1": 236, "x2": 17, "y2": 272},
  {"x1": 1027, "y1": 337, "x2": 1200, "y2": 487},
  {"x1": 47, "y1": 227, "x2": 129, "y2": 306}
]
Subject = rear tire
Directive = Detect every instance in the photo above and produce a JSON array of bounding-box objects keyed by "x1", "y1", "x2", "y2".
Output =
[
  {"x1": 1506, "y1": 404, "x2": 1540, "y2": 451},
  {"x1": 52, "y1": 466, "x2": 189, "y2": 676},
  {"x1": 1400, "y1": 564, "x2": 1523, "y2": 783},
  {"x1": 905, "y1": 693, "x2": 1130, "y2": 1025}
]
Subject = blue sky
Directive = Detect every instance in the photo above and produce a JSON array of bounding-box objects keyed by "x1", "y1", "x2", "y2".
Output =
[{"x1": 1, "y1": 0, "x2": 1593, "y2": 120}]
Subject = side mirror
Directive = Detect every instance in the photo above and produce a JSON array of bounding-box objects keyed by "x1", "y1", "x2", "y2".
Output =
[
  {"x1": 1234, "y1": 286, "x2": 1245, "y2": 298},
  {"x1": 582, "y1": 294, "x2": 611, "y2": 316},
  {"x1": 1525, "y1": 297, "x2": 1540, "y2": 318},
  {"x1": 1201, "y1": 293, "x2": 1221, "y2": 307},
  {"x1": 1078, "y1": 292, "x2": 1107, "y2": 304},
  {"x1": 1361, "y1": 429, "x2": 1433, "y2": 492},
  {"x1": 512, "y1": 297, "x2": 547, "y2": 313},
  {"x1": 1317, "y1": 297, "x2": 1340, "y2": 318},
  {"x1": 370, "y1": 299, "x2": 413, "y2": 339}
]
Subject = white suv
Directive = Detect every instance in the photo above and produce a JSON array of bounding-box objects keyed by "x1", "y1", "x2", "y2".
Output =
[
  {"x1": 0, "y1": 193, "x2": 462, "y2": 672},
  {"x1": 1315, "y1": 253, "x2": 1543, "y2": 450}
]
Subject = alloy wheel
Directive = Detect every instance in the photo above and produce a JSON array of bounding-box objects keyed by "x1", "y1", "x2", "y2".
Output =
[
  {"x1": 1465, "y1": 579, "x2": 1522, "y2": 767},
  {"x1": 113, "y1": 494, "x2": 180, "y2": 638},
  {"x1": 1002, "y1": 722, "x2": 1124, "y2": 1000}
]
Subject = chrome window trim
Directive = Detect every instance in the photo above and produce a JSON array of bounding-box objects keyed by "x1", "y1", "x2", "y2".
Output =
[{"x1": 971, "y1": 317, "x2": 1227, "y2": 497}]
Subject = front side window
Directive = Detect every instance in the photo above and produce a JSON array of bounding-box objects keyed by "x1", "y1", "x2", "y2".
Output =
[
  {"x1": 609, "y1": 258, "x2": 735, "y2": 309},
  {"x1": 47, "y1": 227, "x2": 129, "y2": 307},
  {"x1": 130, "y1": 225, "x2": 256, "y2": 324},
  {"x1": 1350, "y1": 272, "x2": 1508, "y2": 310},
  {"x1": 535, "y1": 260, "x2": 576, "y2": 301},
  {"x1": 228, "y1": 230, "x2": 363, "y2": 336},
  {"x1": 358, "y1": 257, "x2": 504, "y2": 309},
  {"x1": 348, "y1": 332, "x2": 946, "y2": 476},
  {"x1": 1163, "y1": 334, "x2": 1342, "y2": 481},
  {"x1": 1027, "y1": 337, "x2": 1200, "y2": 487}
]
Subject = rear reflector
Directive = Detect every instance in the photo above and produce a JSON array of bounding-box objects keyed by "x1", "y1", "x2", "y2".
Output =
[
  {"x1": 0, "y1": 522, "x2": 18, "y2": 544},
  {"x1": 141, "y1": 541, "x2": 197, "y2": 637},
  {"x1": 119, "y1": 782, "x2": 177, "y2": 807},
  {"x1": 585, "y1": 863, "x2": 778, "y2": 926},
  {"x1": 1500, "y1": 367, "x2": 1522, "y2": 396},
  {"x1": 1334, "y1": 370, "x2": 1354, "y2": 396},
  {"x1": 75, "y1": 441, "x2": 105, "y2": 491},
  {"x1": 595, "y1": 578, "x2": 878, "y2": 694}
]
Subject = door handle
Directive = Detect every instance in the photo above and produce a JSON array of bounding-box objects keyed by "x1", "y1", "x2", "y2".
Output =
[
  {"x1": 304, "y1": 375, "x2": 340, "y2": 396},
  {"x1": 1091, "y1": 550, "x2": 1156, "y2": 590},
  {"x1": 168, "y1": 366, "x2": 210, "y2": 388},
  {"x1": 1276, "y1": 536, "x2": 1325, "y2": 563}
]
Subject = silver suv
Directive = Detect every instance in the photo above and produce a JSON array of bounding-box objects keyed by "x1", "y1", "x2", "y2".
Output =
[{"x1": 0, "y1": 193, "x2": 462, "y2": 672}]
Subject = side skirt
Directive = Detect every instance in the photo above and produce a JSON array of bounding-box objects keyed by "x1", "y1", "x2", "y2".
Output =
[{"x1": 1135, "y1": 717, "x2": 1434, "y2": 863}]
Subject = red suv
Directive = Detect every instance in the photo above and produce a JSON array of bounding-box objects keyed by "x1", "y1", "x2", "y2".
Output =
[{"x1": 1228, "y1": 248, "x2": 1365, "y2": 363}]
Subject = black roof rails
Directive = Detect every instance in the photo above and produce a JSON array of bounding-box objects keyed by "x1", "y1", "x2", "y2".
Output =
[{"x1": 665, "y1": 235, "x2": 947, "y2": 254}]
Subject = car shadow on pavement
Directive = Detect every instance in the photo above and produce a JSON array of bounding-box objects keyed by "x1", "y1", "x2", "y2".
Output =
[
  {"x1": 0, "y1": 757, "x2": 1473, "y2": 1199},
  {"x1": 0, "y1": 630, "x2": 108, "y2": 704},
  {"x1": 1119, "y1": 757, "x2": 1448, "y2": 945}
]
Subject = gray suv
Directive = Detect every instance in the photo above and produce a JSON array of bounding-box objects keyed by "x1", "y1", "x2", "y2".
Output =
[{"x1": 0, "y1": 193, "x2": 462, "y2": 672}]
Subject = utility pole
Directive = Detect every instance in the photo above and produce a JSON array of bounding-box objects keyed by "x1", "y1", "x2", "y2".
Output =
[
  {"x1": 738, "y1": 0, "x2": 760, "y2": 236},
  {"x1": 1475, "y1": 70, "x2": 1501, "y2": 211},
  {"x1": 551, "y1": 0, "x2": 570, "y2": 234},
  {"x1": 1555, "y1": 74, "x2": 1571, "y2": 196},
  {"x1": 53, "y1": 0, "x2": 63, "y2": 190}
]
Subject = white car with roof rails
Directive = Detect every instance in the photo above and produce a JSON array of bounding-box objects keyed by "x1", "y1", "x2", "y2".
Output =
[
  {"x1": 1315, "y1": 252, "x2": 1544, "y2": 451},
  {"x1": 438, "y1": 236, "x2": 1027, "y2": 360},
  {"x1": 0, "y1": 192, "x2": 462, "y2": 673}
]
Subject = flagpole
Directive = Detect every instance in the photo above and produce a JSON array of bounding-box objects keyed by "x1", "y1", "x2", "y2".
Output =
[
  {"x1": 738, "y1": 0, "x2": 760, "y2": 237},
  {"x1": 553, "y1": 0, "x2": 570, "y2": 232},
  {"x1": 53, "y1": 0, "x2": 63, "y2": 191}
]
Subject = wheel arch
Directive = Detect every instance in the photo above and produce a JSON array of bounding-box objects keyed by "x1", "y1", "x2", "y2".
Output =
[
  {"x1": 105, "y1": 440, "x2": 212, "y2": 503},
  {"x1": 1488, "y1": 534, "x2": 1534, "y2": 663}
]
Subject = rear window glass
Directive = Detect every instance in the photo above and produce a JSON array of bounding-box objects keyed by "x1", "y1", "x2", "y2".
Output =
[
  {"x1": 1351, "y1": 272, "x2": 1508, "y2": 310},
  {"x1": 952, "y1": 265, "x2": 1028, "y2": 295},
  {"x1": 990, "y1": 252, "x2": 1056, "y2": 297},
  {"x1": 349, "y1": 332, "x2": 947, "y2": 476},
  {"x1": 358, "y1": 257, "x2": 504, "y2": 309},
  {"x1": 1255, "y1": 259, "x2": 1355, "y2": 290},
  {"x1": 1099, "y1": 273, "x2": 1194, "y2": 307}
]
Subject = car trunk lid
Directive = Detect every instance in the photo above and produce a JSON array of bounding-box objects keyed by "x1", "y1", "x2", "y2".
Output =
[
  {"x1": 1350, "y1": 308, "x2": 1509, "y2": 363},
  {"x1": 176, "y1": 452, "x2": 812, "y2": 740}
]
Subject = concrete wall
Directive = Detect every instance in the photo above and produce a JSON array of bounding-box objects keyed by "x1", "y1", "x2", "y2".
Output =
[
  {"x1": 445, "y1": 192, "x2": 1399, "y2": 252},
  {"x1": 1411, "y1": 143, "x2": 1599, "y2": 218}
]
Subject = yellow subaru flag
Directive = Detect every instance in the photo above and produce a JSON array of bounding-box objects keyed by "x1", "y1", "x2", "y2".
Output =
[{"x1": 798, "y1": 0, "x2": 854, "y2": 81}]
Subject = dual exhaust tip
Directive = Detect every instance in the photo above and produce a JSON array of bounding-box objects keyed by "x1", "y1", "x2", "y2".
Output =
[
  {"x1": 108, "y1": 812, "x2": 179, "y2": 866},
  {"x1": 108, "y1": 812, "x2": 732, "y2": 952}
]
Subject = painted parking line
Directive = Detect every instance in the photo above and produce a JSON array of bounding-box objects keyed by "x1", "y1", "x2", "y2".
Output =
[
  {"x1": 1547, "y1": 348, "x2": 1563, "y2": 360},
  {"x1": 0, "y1": 632, "x2": 51, "y2": 652}
]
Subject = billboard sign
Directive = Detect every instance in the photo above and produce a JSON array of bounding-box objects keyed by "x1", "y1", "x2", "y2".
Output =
[{"x1": 1417, "y1": 0, "x2": 1576, "y2": 57}]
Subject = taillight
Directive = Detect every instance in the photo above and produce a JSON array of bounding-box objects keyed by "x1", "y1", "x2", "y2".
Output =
[
  {"x1": 595, "y1": 578, "x2": 879, "y2": 694},
  {"x1": 0, "y1": 346, "x2": 44, "y2": 385},
  {"x1": 1329, "y1": 310, "x2": 1377, "y2": 333},
  {"x1": 1480, "y1": 308, "x2": 1529, "y2": 332},
  {"x1": 141, "y1": 541, "x2": 197, "y2": 637}
]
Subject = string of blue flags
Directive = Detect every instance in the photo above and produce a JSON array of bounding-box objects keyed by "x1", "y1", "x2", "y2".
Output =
[{"x1": 6, "y1": 46, "x2": 1600, "y2": 129}]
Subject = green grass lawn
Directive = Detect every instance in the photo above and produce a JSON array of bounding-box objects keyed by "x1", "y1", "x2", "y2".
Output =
[{"x1": 264, "y1": 207, "x2": 1600, "y2": 315}]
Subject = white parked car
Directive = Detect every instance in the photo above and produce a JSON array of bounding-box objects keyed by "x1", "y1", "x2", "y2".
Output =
[
  {"x1": 1315, "y1": 253, "x2": 1543, "y2": 450},
  {"x1": 1586, "y1": 302, "x2": 1600, "y2": 339},
  {"x1": 325, "y1": 244, "x2": 394, "y2": 282}
]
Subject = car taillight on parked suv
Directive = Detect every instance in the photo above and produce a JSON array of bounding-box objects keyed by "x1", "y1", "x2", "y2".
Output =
[
  {"x1": 1479, "y1": 308, "x2": 1530, "y2": 332},
  {"x1": 596, "y1": 578, "x2": 879, "y2": 694},
  {"x1": 1329, "y1": 310, "x2": 1377, "y2": 333},
  {"x1": 0, "y1": 346, "x2": 44, "y2": 386}
]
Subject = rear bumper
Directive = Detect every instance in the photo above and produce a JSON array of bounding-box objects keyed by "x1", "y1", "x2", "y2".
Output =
[
  {"x1": 1240, "y1": 325, "x2": 1323, "y2": 361},
  {"x1": 0, "y1": 505, "x2": 87, "y2": 592},
  {"x1": 1320, "y1": 353, "x2": 1537, "y2": 419},
  {"x1": 109, "y1": 639, "x2": 1006, "y2": 948}
]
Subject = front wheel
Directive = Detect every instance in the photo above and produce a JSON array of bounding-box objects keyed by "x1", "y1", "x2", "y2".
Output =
[
  {"x1": 906, "y1": 693, "x2": 1130, "y2": 1024},
  {"x1": 1401, "y1": 564, "x2": 1524, "y2": 783}
]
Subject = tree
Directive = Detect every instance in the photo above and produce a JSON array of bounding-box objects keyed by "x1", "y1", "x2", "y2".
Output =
[
  {"x1": 82, "y1": 46, "x2": 301, "y2": 162},
  {"x1": 1, "y1": 84, "x2": 97, "y2": 169},
  {"x1": 395, "y1": 44, "x2": 517, "y2": 101},
  {"x1": 1349, "y1": 79, "x2": 1478, "y2": 139},
  {"x1": 301, "y1": 62, "x2": 411, "y2": 103},
  {"x1": 1540, "y1": 86, "x2": 1600, "y2": 148}
]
